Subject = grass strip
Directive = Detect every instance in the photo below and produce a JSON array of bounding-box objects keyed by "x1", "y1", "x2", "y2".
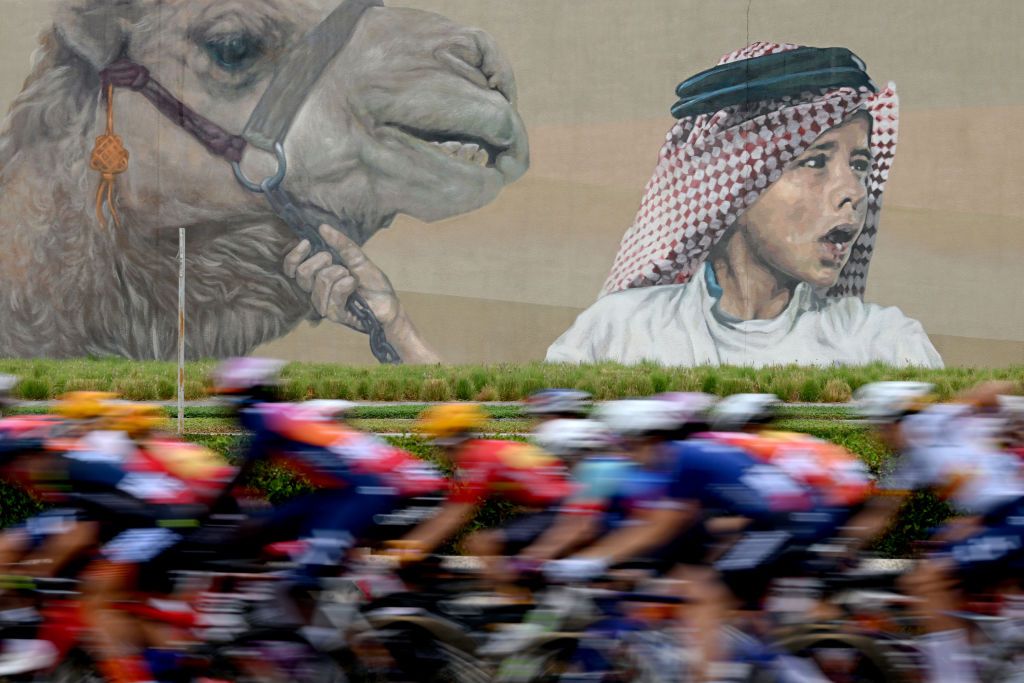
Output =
[
  {"x1": 0, "y1": 358, "x2": 1020, "y2": 403},
  {"x1": 178, "y1": 417, "x2": 534, "y2": 435}
]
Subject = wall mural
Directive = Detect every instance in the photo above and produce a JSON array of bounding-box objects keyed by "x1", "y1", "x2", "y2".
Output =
[
  {"x1": 548, "y1": 42, "x2": 943, "y2": 368},
  {"x1": 0, "y1": 0, "x2": 527, "y2": 362},
  {"x1": 0, "y1": 3, "x2": 952, "y2": 368}
]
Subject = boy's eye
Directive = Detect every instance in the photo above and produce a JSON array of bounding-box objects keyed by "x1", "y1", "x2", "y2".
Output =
[
  {"x1": 799, "y1": 153, "x2": 827, "y2": 169},
  {"x1": 851, "y1": 158, "x2": 871, "y2": 173}
]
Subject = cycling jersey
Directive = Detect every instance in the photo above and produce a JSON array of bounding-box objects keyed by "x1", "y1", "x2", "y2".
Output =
[
  {"x1": 662, "y1": 439, "x2": 814, "y2": 519},
  {"x1": 141, "y1": 438, "x2": 235, "y2": 505},
  {"x1": 563, "y1": 455, "x2": 637, "y2": 515},
  {"x1": 448, "y1": 439, "x2": 575, "y2": 507},
  {"x1": 564, "y1": 455, "x2": 674, "y2": 531},
  {"x1": 879, "y1": 404, "x2": 1024, "y2": 515},
  {"x1": 0, "y1": 415, "x2": 64, "y2": 441},
  {"x1": 241, "y1": 403, "x2": 445, "y2": 497},
  {"x1": 60, "y1": 431, "x2": 229, "y2": 508},
  {"x1": 702, "y1": 431, "x2": 872, "y2": 507}
]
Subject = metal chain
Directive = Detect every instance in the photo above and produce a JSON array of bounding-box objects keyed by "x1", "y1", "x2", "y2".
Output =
[{"x1": 261, "y1": 183, "x2": 402, "y2": 364}]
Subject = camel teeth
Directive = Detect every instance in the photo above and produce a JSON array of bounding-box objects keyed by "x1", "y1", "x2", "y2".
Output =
[
  {"x1": 427, "y1": 139, "x2": 490, "y2": 166},
  {"x1": 457, "y1": 143, "x2": 479, "y2": 161}
]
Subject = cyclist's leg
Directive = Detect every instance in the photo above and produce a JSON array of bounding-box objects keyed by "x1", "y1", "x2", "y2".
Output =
[
  {"x1": 0, "y1": 509, "x2": 89, "y2": 573},
  {"x1": 20, "y1": 515, "x2": 98, "y2": 578},
  {"x1": 714, "y1": 524, "x2": 821, "y2": 682},
  {"x1": 467, "y1": 508, "x2": 559, "y2": 592},
  {"x1": 675, "y1": 562, "x2": 736, "y2": 683},
  {"x1": 81, "y1": 526, "x2": 183, "y2": 683},
  {"x1": 292, "y1": 481, "x2": 400, "y2": 581},
  {"x1": 0, "y1": 528, "x2": 28, "y2": 569},
  {"x1": 902, "y1": 510, "x2": 1024, "y2": 683}
]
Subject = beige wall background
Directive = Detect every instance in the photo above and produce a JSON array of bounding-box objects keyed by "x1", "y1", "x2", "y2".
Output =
[{"x1": 3, "y1": 0, "x2": 1023, "y2": 366}]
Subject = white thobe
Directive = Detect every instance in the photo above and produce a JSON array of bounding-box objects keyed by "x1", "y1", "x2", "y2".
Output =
[{"x1": 546, "y1": 267, "x2": 942, "y2": 368}]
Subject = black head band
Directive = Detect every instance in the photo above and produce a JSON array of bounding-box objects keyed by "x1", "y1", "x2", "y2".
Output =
[{"x1": 670, "y1": 47, "x2": 876, "y2": 120}]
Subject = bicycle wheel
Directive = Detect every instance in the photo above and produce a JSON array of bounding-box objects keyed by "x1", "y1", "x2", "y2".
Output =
[
  {"x1": 206, "y1": 629, "x2": 349, "y2": 683},
  {"x1": 494, "y1": 638, "x2": 578, "y2": 683},
  {"x1": 374, "y1": 624, "x2": 490, "y2": 683},
  {"x1": 777, "y1": 631, "x2": 907, "y2": 683},
  {"x1": 41, "y1": 649, "x2": 104, "y2": 683},
  {"x1": 981, "y1": 640, "x2": 1024, "y2": 683}
]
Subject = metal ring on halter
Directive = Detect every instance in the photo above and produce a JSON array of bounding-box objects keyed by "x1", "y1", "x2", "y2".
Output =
[{"x1": 232, "y1": 142, "x2": 288, "y2": 193}]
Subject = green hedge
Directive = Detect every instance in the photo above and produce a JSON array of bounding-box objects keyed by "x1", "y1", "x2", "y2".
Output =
[{"x1": 0, "y1": 358, "x2": 1020, "y2": 403}]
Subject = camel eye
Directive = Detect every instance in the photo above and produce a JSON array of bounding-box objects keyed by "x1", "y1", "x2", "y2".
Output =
[{"x1": 205, "y1": 34, "x2": 263, "y2": 71}]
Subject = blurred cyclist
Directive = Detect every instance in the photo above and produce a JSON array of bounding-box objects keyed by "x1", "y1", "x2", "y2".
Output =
[
  {"x1": 705, "y1": 393, "x2": 874, "y2": 549},
  {"x1": 392, "y1": 403, "x2": 574, "y2": 590},
  {"x1": 211, "y1": 358, "x2": 445, "y2": 586},
  {"x1": 520, "y1": 418, "x2": 626, "y2": 563},
  {"x1": 547, "y1": 398, "x2": 821, "y2": 682},
  {"x1": 522, "y1": 389, "x2": 592, "y2": 427},
  {"x1": 851, "y1": 380, "x2": 1024, "y2": 683}
]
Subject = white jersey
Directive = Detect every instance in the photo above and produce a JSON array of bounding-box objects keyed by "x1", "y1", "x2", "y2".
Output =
[
  {"x1": 879, "y1": 404, "x2": 1024, "y2": 515},
  {"x1": 546, "y1": 264, "x2": 942, "y2": 368}
]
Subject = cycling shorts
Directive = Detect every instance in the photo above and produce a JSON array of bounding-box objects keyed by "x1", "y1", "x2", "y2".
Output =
[
  {"x1": 943, "y1": 496, "x2": 1024, "y2": 585},
  {"x1": 497, "y1": 508, "x2": 561, "y2": 555}
]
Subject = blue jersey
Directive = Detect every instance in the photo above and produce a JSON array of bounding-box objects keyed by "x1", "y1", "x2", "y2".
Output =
[
  {"x1": 566, "y1": 455, "x2": 672, "y2": 529},
  {"x1": 662, "y1": 440, "x2": 813, "y2": 521},
  {"x1": 239, "y1": 403, "x2": 365, "y2": 489}
]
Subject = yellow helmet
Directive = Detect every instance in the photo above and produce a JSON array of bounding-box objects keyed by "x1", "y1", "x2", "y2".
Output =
[
  {"x1": 54, "y1": 392, "x2": 119, "y2": 420},
  {"x1": 417, "y1": 403, "x2": 487, "y2": 442},
  {"x1": 101, "y1": 402, "x2": 166, "y2": 437}
]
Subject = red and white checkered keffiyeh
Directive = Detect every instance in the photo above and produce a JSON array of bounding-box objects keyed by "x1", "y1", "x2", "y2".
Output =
[{"x1": 601, "y1": 42, "x2": 898, "y2": 300}]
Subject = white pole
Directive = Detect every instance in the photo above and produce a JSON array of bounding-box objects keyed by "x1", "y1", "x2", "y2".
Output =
[{"x1": 177, "y1": 226, "x2": 186, "y2": 435}]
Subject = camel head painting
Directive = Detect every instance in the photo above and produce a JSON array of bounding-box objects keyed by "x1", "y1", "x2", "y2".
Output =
[{"x1": 0, "y1": 0, "x2": 529, "y2": 361}]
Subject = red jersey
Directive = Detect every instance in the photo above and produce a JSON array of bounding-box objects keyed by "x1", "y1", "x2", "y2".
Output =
[
  {"x1": 703, "y1": 431, "x2": 872, "y2": 507},
  {"x1": 449, "y1": 439, "x2": 575, "y2": 507},
  {"x1": 0, "y1": 415, "x2": 64, "y2": 440},
  {"x1": 139, "y1": 438, "x2": 236, "y2": 506}
]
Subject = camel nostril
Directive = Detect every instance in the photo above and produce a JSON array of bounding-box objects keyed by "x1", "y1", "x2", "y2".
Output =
[{"x1": 437, "y1": 31, "x2": 516, "y2": 103}]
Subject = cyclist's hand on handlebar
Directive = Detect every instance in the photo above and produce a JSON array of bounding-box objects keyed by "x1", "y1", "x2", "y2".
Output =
[
  {"x1": 381, "y1": 539, "x2": 428, "y2": 567},
  {"x1": 543, "y1": 557, "x2": 608, "y2": 583}
]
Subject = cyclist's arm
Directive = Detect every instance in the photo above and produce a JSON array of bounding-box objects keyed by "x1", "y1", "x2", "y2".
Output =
[
  {"x1": 930, "y1": 514, "x2": 983, "y2": 543},
  {"x1": 837, "y1": 491, "x2": 906, "y2": 552},
  {"x1": 954, "y1": 380, "x2": 1017, "y2": 409},
  {"x1": 522, "y1": 511, "x2": 600, "y2": 561},
  {"x1": 839, "y1": 447, "x2": 922, "y2": 552},
  {"x1": 400, "y1": 501, "x2": 477, "y2": 554},
  {"x1": 576, "y1": 502, "x2": 696, "y2": 565}
]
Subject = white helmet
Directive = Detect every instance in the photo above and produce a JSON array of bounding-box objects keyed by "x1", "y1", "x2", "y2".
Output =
[
  {"x1": 523, "y1": 389, "x2": 593, "y2": 417},
  {"x1": 654, "y1": 392, "x2": 716, "y2": 427},
  {"x1": 297, "y1": 400, "x2": 358, "y2": 420},
  {"x1": 0, "y1": 375, "x2": 17, "y2": 414},
  {"x1": 212, "y1": 357, "x2": 286, "y2": 396},
  {"x1": 534, "y1": 419, "x2": 612, "y2": 456},
  {"x1": 852, "y1": 382, "x2": 934, "y2": 423},
  {"x1": 0, "y1": 375, "x2": 17, "y2": 395},
  {"x1": 593, "y1": 400, "x2": 677, "y2": 437},
  {"x1": 710, "y1": 394, "x2": 780, "y2": 431},
  {"x1": 998, "y1": 395, "x2": 1024, "y2": 416}
]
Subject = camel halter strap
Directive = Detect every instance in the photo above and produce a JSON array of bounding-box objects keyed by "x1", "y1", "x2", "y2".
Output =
[{"x1": 93, "y1": 0, "x2": 400, "y2": 364}]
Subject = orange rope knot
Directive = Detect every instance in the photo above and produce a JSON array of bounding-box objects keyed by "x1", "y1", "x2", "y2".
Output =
[{"x1": 90, "y1": 83, "x2": 129, "y2": 228}]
